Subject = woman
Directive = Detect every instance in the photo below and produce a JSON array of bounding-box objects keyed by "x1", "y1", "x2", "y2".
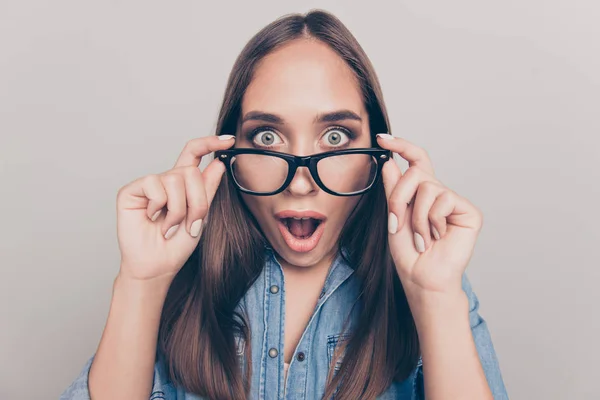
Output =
[{"x1": 61, "y1": 9, "x2": 508, "y2": 400}]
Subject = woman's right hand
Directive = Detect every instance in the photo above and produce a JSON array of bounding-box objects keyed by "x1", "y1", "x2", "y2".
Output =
[{"x1": 115, "y1": 135, "x2": 235, "y2": 282}]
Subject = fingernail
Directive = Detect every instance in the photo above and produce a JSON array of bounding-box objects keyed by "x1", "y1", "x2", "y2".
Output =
[
  {"x1": 414, "y1": 232, "x2": 425, "y2": 253},
  {"x1": 388, "y1": 212, "x2": 398, "y2": 234},
  {"x1": 376, "y1": 133, "x2": 394, "y2": 140},
  {"x1": 190, "y1": 219, "x2": 203, "y2": 238},
  {"x1": 218, "y1": 134, "x2": 236, "y2": 141},
  {"x1": 431, "y1": 225, "x2": 440, "y2": 240},
  {"x1": 151, "y1": 210, "x2": 161, "y2": 222},
  {"x1": 165, "y1": 224, "x2": 180, "y2": 240}
]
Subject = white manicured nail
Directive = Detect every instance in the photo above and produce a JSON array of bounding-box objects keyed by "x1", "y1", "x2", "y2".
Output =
[
  {"x1": 431, "y1": 225, "x2": 440, "y2": 240},
  {"x1": 151, "y1": 210, "x2": 161, "y2": 222},
  {"x1": 376, "y1": 133, "x2": 394, "y2": 140},
  {"x1": 414, "y1": 232, "x2": 425, "y2": 253},
  {"x1": 218, "y1": 134, "x2": 236, "y2": 140},
  {"x1": 388, "y1": 212, "x2": 398, "y2": 234},
  {"x1": 190, "y1": 219, "x2": 203, "y2": 238},
  {"x1": 165, "y1": 224, "x2": 180, "y2": 240}
]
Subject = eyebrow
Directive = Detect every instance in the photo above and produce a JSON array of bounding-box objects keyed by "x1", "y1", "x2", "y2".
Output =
[{"x1": 241, "y1": 109, "x2": 362, "y2": 125}]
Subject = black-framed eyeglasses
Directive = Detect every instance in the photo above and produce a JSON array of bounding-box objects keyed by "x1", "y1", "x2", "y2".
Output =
[{"x1": 215, "y1": 147, "x2": 391, "y2": 196}]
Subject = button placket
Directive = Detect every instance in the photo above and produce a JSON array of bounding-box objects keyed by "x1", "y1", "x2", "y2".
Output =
[{"x1": 263, "y1": 257, "x2": 285, "y2": 399}]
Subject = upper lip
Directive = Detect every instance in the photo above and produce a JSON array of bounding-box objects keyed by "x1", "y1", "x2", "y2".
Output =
[{"x1": 274, "y1": 210, "x2": 327, "y2": 221}]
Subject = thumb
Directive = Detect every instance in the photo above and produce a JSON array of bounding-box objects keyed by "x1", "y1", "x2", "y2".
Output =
[
  {"x1": 381, "y1": 157, "x2": 402, "y2": 200},
  {"x1": 202, "y1": 157, "x2": 227, "y2": 206}
]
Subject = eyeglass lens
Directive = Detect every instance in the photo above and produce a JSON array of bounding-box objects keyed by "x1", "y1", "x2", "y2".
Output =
[{"x1": 229, "y1": 153, "x2": 377, "y2": 194}]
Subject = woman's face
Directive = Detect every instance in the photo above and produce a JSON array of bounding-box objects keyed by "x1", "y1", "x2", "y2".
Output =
[{"x1": 236, "y1": 38, "x2": 372, "y2": 269}]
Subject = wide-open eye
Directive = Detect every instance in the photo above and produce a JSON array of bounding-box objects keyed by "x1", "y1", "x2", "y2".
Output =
[
  {"x1": 322, "y1": 127, "x2": 352, "y2": 147},
  {"x1": 252, "y1": 129, "x2": 284, "y2": 148}
]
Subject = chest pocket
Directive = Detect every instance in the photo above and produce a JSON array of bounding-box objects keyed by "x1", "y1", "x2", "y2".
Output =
[{"x1": 326, "y1": 333, "x2": 352, "y2": 373}]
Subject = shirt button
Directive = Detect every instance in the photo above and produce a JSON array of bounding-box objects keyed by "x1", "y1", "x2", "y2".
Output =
[
  {"x1": 296, "y1": 352, "x2": 306, "y2": 362},
  {"x1": 269, "y1": 285, "x2": 279, "y2": 294},
  {"x1": 268, "y1": 348, "x2": 279, "y2": 358}
]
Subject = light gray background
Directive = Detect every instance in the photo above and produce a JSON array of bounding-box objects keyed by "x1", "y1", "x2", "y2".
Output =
[{"x1": 1, "y1": 1, "x2": 598, "y2": 399}]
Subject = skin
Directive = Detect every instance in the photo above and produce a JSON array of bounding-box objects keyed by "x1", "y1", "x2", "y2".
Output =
[
  {"x1": 237, "y1": 38, "x2": 493, "y2": 397},
  {"x1": 237, "y1": 38, "x2": 371, "y2": 271},
  {"x1": 235, "y1": 39, "x2": 372, "y2": 364},
  {"x1": 377, "y1": 134, "x2": 493, "y2": 399},
  {"x1": 88, "y1": 37, "x2": 492, "y2": 399}
]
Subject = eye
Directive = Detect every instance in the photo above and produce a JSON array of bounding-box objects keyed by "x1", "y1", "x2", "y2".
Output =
[
  {"x1": 250, "y1": 128, "x2": 284, "y2": 148},
  {"x1": 322, "y1": 127, "x2": 353, "y2": 147}
]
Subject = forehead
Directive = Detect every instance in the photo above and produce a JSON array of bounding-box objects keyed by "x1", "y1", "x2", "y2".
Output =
[{"x1": 242, "y1": 39, "x2": 364, "y2": 116}]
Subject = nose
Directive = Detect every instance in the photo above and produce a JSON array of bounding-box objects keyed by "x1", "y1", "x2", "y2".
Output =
[{"x1": 285, "y1": 165, "x2": 318, "y2": 196}]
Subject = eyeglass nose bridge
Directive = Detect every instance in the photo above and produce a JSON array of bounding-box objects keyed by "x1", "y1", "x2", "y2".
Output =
[
  {"x1": 291, "y1": 154, "x2": 316, "y2": 167},
  {"x1": 285, "y1": 154, "x2": 319, "y2": 183}
]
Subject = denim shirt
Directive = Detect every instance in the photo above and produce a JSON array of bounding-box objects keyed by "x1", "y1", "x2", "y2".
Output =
[{"x1": 61, "y1": 245, "x2": 508, "y2": 399}]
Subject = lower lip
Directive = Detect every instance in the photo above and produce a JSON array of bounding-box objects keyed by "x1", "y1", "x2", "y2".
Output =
[{"x1": 276, "y1": 219, "x2": 326, "y2": 253}]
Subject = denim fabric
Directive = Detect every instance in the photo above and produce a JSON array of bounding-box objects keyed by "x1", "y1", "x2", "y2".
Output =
[{"x1": 61, "y1": 245, "x2": 508, "y2": 399}]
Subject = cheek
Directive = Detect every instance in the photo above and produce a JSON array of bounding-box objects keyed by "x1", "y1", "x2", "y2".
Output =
[
  {"x1": 328, "y1": 196, "x2": 361, "y2": 225},
  {"x1": 240, "y1": 195, "x2": 273, "y2": 224}
]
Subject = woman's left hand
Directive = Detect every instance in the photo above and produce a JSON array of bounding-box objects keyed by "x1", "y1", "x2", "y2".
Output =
[{"x1": 376, "y1": 134, "x2": 484, "y2": 297}]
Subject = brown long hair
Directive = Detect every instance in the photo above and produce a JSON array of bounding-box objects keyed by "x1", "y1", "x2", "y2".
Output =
[{"x1": 158, "y1": 9, "x2": 419, "y2": 400}]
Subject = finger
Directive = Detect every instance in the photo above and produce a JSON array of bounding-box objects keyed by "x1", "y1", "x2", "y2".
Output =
[
  {"x1": 412, "y1": 182, "x2": 445, "y2": 252},
  {"x1": 142, "y1": 175, "x2": 168, "y2": 221},
  {"x1": 429, "y1": 192, "x2": 452, "y2": 239},
  {"x1": 160, "y1": 173, "x2": 187, "y2": 239},
  {"x1": 443, "y1": 193, "x2": 484, "y2": 232},
  {"x1": 387, "y1": 167, "x2": 423, "y2": 233},
  {"x1": 179, "y1": 166, "x2": 208, "y2": 238},
  {"x1": 201, "y1": 157, "x2": 228, "y2": 205},
  {"x1": 376, "y1": 134, "x2": 435, "y2": 175},
  {"x1": 174, "y1": 134, "x2": 236, "y2": 168},
  {"x1": 121, "y1": 174, "x2": 168, "y2": 221},
  {"x1": 381, "y1": 157, "x2": 402, "y2": 200},
  {"x1": 389, "y1": 202, "x2": 420, "y2": 275},
  {"x1": 430, "y1": 221, "x2": 441, "y2": 241}
]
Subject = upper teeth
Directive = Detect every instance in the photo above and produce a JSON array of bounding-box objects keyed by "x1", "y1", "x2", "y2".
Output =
[{"x1": 292, "y1": 217, "x2": 310, "y2": 220}]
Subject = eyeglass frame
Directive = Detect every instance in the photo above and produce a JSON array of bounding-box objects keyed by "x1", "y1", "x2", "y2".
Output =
[{"x1": 214, "y1": 146, "x2": 392, "y2": 196}]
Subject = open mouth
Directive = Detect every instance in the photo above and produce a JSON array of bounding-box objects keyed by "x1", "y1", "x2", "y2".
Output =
[
  {"x1": 280, "y1": 217, "x2": 322, "y2": 239},
  {"x1": 274, "y1": 211, "x2": 327, "y2": 253}
]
